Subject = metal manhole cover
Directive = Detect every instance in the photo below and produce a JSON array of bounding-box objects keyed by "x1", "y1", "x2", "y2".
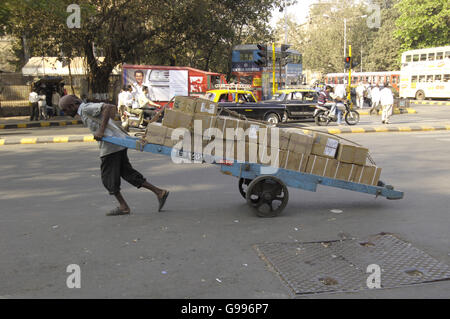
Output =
[{"x1": 255, "y1": 234, "x2": 450, "y2": 295}]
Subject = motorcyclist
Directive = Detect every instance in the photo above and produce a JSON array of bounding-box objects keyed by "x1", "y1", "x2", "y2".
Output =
[{"x1": 317, "y1": 85, "x2": 343, "y2": 125}]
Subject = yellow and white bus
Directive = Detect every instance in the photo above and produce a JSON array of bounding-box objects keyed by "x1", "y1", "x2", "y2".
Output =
[{"x1": 399, "y1": 46, "x2": 450, "y2": 100}]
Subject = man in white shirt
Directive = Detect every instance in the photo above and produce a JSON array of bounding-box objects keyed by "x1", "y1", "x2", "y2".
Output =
[
  {"x1": 29, "y1": 89, "x2": 40, "y2": 121},
  {"x1": 117, "y1": 85, "x2": 133, "y2": 116},
  {"x1": 379, "y1": 83, "x2": 394, "y2": 124},
  {"x1": 356, "y1": 83, "x2": 365, "y2": 108},
  {"x1": 52, "y1": 90, "x2": 61, "y2": 116},
  {"x1": 38, "y1": 91, "x2": 48, "y2": 120},
  {"x1": 369, "y1": 84, "x2": 381, "y2": 115},
  {"x1": 332, "y1": 83, "x2": 346, "y2": 125}
]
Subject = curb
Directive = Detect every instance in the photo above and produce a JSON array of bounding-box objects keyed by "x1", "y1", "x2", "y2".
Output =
[
  {"x1": 311, "y1": 124, "x2": 450, "y2": 135},
  {"x1": 0, "y1": 120, "x2": 83, "y2": 130},
  {"x1": 0, "y1": 135, "x2": 95, "y2": 145},
  {"x1": 410, "y1": 101, "x2": 450, "y2": 106},
  {"x1": 2, "y1": 123, "x2": 450, "y2": 145},
  {"x1": 359, "y1": 108, "x2": 416, "y2": 115}
]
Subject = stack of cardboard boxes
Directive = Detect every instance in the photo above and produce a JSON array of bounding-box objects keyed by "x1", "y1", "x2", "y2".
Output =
[{"x1": 144, "y1": 96, "x2": 381, "y2": 186}]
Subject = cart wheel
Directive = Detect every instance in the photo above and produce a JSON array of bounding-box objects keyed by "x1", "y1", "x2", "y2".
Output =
[
  {"x1": 238, "y1": 178, "x2": 253, "y2": 199},
  {"x1": 246, "y1": 176, "x2": 289, "y2": 217}
]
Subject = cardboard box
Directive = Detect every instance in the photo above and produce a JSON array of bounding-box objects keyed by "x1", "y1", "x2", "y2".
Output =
[
  {"x1": 333, "y1": 161, "x2": 358, "y2": 181},
  {"x1": 216, "y1": 116, "x2": 247, "y2": 140},
  {"x1": 278, "y1": 128, "x2": 291, "y2": 150},
  {"x1": 192, "y1": 113, "x2": 217, "y2": 139},
  {"x1": 352, "y1": 165, "x2": 382, "y2": 185},
  {"x1": 162, "y1": 109, "x2": 193, "y2": 130},
  {"x1": 259, "y1": 144, "x2": 281, "y2": 166},
  {"x1": 194, "y1": 98, "x2": 218, "y2": 115},
  {"x1": 145, "y1": 123, "x2": 168, "y2": 145},
  {"x1": 163, "y1": 127, "x2": 176, "y2": 147},
  {"x1": 280, "y1": 150, "x2": 308, "y2": 172},
  {"x1": 288, "y1": 132, "x2": 314, "y2": 155},
  {"x1": 305, "y1": 155, "x2": 338, "y2": 177},
  {"x1": 311, "y1": 132, "x2": 339, "y2": 158},
  {"x1": 173, "y1": 96, "x2": 197, "y2": 114},
  {"x1": 336, "y1": 144, "x2": 369, "y2": 165}
]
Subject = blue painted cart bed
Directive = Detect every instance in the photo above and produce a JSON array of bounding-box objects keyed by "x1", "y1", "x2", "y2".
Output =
[{"x1": 103, "y1": 135, "x2": 404, "y2": 217}]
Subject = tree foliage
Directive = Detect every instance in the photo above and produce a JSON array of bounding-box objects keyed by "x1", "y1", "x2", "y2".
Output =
[
  {"x1": 2, "y1": 0, "x2": 280, "y2": 96},
  {"x1": 394, "y1": 0, "x2": 450, "y2": 51}
]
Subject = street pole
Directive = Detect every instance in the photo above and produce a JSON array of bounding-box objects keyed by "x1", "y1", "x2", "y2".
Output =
[
  {"x1": 272, "y1": 43, "x2": 276, "y2": 95},
  {"x1": 348, "y1": 45, "x2": 352, "y2": 107},
  {"x1": 343, "y1": 18, "x2": 347, "y2": 73}
]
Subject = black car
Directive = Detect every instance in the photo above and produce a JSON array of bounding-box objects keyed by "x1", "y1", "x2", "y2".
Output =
[{"x1": 217, "y1": 89, "x2": 318, "y2": 125}]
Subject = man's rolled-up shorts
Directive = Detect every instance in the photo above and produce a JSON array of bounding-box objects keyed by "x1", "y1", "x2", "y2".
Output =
[{"x1": 100, "y1": 149, "x2": 146, "y2": 195}]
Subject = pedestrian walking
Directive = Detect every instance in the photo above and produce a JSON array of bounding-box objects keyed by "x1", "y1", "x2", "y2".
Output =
[
  {"x1": 369, "y1": 84, "x2": 381, "y2": 115},
  {"x1": 380, "y1": 83, "x2": 394, "y2": 124},
  {"x1": 38, "y1": 91, "x2": 48, "y2": 120},
  {"x1": 59, "y1": 94, "x2": 169, "y2": 216},
  {"x1": 29, "y1": 89, "x2": 40, "y2": 121},
  {"x1": 356, "y1": 83, "x2": 365, "y2": 109},
  {"x1": 52, "y1": 89, "x2": 61, "y2": 116}
]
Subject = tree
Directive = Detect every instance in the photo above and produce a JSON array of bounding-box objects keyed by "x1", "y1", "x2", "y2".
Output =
[
  {"x1": 364, "y1": 0, "x2": 402, "y2": 71},
  {"x1": 394, "y1": 0, "x2": 450, "y2": 51},
  {"x1": 3, "y1": 0, "x2": 281, "y2": 97}
]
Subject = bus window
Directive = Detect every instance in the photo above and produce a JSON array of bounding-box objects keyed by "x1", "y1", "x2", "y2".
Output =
[
  {"x1": 405, "y1": 55, "x2": 411, "y2": 62},
  {"x1": 420, "y1": 54, "x2": 427, "y2": 61},
  {"x1": 413, "y1": 54, "x2": 419, "y2": 62},
  {"x1": 411, "y1": 76, "x2": 417, "y2": 83},
  {"x1": 446, "y1": 51, "x2": 450, "y2": 59},
  {"x1": 392, "y1": 76, "x2": 398, "y2": 84},
  {"x1": 436, "y1": 52, "x2": 443, "y2": 60},
  {"x1": 428, "y1": 53, "x2": 435, "y2": 61},
  {"x1": 444, "y1": 74, "x2": 450, "y2": 82},
  {"x1": 419, "y1": 75, "x2": 425, "y2": 82},
  {"x1": 435, "y1": 75, "x2": 441, "y2": 82},
  {"x1": 426, "y1": 75, "x2": 433, "y2": 82}
]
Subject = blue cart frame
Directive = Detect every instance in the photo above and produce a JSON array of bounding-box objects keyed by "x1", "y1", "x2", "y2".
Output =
[{"x1": 103, "y1": 135, "x2": 404, "y2": 217}]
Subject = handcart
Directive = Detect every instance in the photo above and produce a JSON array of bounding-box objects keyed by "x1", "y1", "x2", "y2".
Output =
[{"x1": 103, "y1": 135, "x2": 404, "y2": 218}]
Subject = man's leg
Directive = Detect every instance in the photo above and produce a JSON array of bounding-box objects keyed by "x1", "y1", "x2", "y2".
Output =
[
  {"x1": 101, "y1": 151, "x2": 130, "y2": 214},
  {"x1": 119, "y1": 149, "x2": 166, "y2": 198},
  {"x1": 119, "y1": 149, "x2": 169, "y2": 211},
  {"x1": 381, "y1": 105, "x2": 387, "y2": 123},
  {"x1": 130, "y1": 108, "x2": 144, "y2": 126},
  {"x1": 385, "y1": 104, "x2": 393, "y2": 123}
]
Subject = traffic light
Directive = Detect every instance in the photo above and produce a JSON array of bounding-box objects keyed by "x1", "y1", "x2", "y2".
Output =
[
  {"x1": 344, "y1": 56, "x2": 360, "y2": 69},
  {"x1": 255, "y1": 44, "x2": 267, "y2": 67},
  {"x1": 344, "y1": 56, "x2": 351, "y2": 69},
  {"x1": 280, "y1": 44, "x2": 291, "y2": 66}
]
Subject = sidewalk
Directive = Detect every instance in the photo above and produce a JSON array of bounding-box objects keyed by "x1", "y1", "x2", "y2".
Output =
[{"x1": 0, "y1": 116, "x2": 82, "y2": 129}]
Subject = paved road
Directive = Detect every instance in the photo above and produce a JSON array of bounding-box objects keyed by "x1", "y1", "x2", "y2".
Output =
[{"x1": 0, "y1": 130, "x2": 449, "y2": 298}]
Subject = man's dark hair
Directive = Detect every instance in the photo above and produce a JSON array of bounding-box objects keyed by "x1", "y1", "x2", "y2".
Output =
[
  {"x1": 142, "y1": 86, "x2": 148, "y2": 91},
  {"x1": 134, "y1": 70, "x2": 144, "y2": 77},
  {"x1": 122, "y1": 85, "x2": 128, "y2": 91},
  {"x1": 126, "y1": 84, "x2": 132, "y2": 90}
]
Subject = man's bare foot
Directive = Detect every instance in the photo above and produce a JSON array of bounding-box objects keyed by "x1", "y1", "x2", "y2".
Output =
[{"x1": 106, "y1": 207, "x2": 131, "y2": 216}]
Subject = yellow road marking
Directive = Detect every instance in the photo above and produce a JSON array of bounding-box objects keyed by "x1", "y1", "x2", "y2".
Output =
[
  {"x1": 20, "y1": 138, "x2": 37, "y2": 144},
  {"x1": 53, "y1": 137, "x2": 69, "y2": 143},
  {"x1": 17, "y1": 123, "x2": 27, "y2": 128},
  {"x1": 72, "y1": 120, "x2": 79, "y2": 125},
  {"x1": 40, "y1": 122, "x2": 50, "y2": 127},
  {"x1": 327, "y1": 128, "x2": 341, "y2": 134},
  {"x1": 0, "y1": 124, "x2": 5, "y2": 129},
  {"x1": 374, "y1": 127, "x2": 389, "y2": 132},
  {"x1": 83, "y1": 136, "x2": 95, "y2": 142},
  {"x1": 398, "y1": 127, "x2": 412, "y2": 132},
  {"x1": 350, "y1": 127, "x2": 365, "y2": 133},
  {"x1": 420, "y1": 126, "x2": 435, "y2": 131},
  {"x1": 59, "y1": 122, "x2": 67, "y2": 126},
  {"x1": 0, "y1": 139, "x2": 4, "y2": 145}
]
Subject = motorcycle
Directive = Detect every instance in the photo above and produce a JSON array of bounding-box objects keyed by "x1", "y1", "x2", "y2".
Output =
[
  {"x1": 120, "y1": 106, "x2": 160, "y2": 131},
  {"x1": 313, "y1": 100, "x2": 360, "y2": 126}
]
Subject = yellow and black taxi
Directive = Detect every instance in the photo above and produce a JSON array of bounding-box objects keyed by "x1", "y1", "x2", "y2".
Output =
[
  {"x1": 260, "y1": 88, "x2": 318, "y2": 122},
  {"x1": 204, "y1": 86, "x2": 318, "y2": 125}
]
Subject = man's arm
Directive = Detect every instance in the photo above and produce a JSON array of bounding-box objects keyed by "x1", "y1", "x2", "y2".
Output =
[{"x1": 94, "y1": 104, "x2": 117, "y2": 141}]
